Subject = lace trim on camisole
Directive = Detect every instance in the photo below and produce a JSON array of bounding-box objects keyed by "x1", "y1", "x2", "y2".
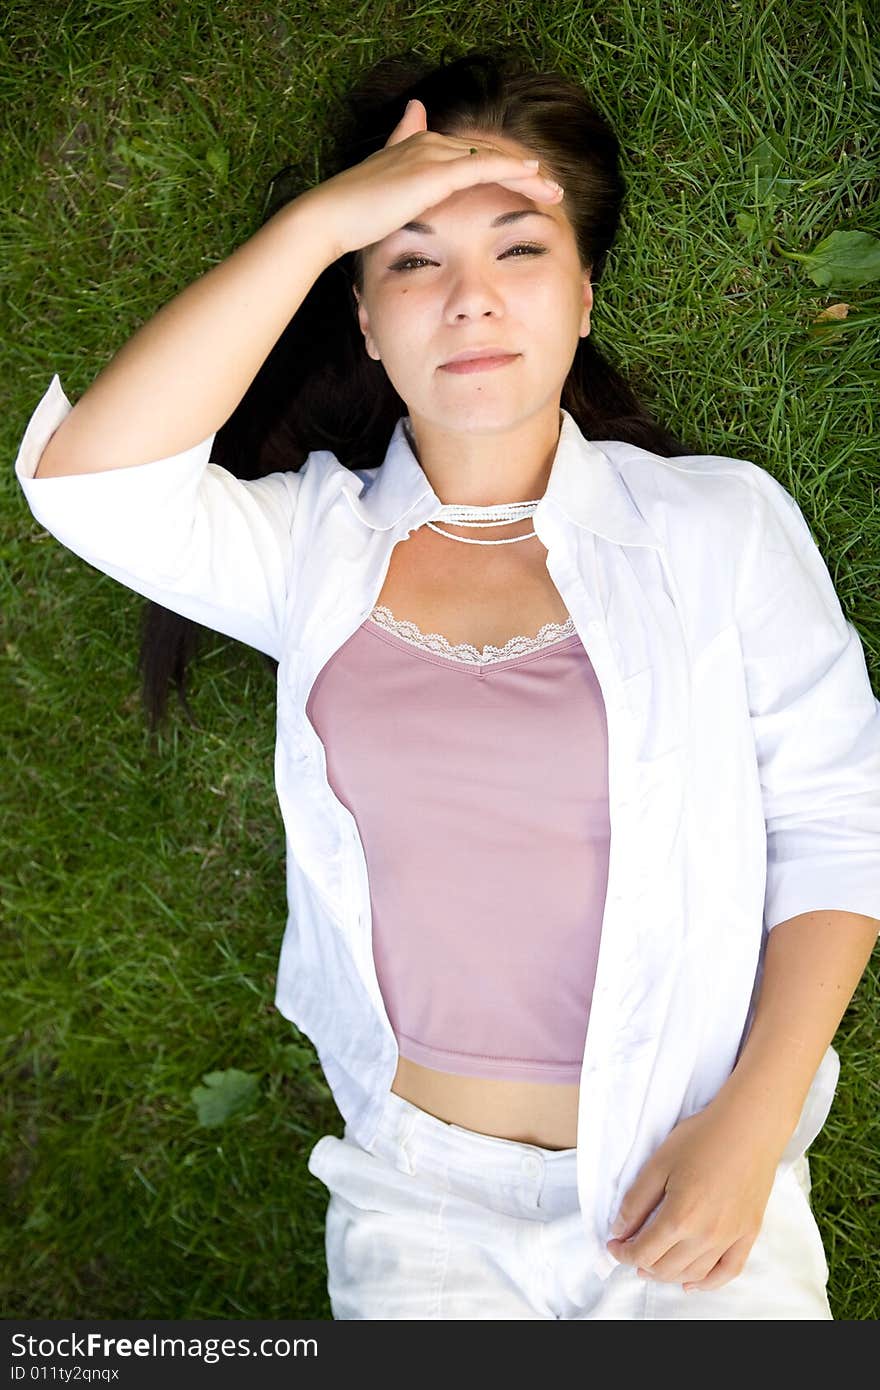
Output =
[{"x1": 369, "y1": 603, "x2": 576, "y2": 665}]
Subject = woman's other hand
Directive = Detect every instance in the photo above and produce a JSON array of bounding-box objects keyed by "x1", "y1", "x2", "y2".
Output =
[
  {"x1": 605, "y1": 1098, "x2": 787, "y2": 1292},
  {"x1": 304, "y1": 96, "x2": 563, "y2": 263}
]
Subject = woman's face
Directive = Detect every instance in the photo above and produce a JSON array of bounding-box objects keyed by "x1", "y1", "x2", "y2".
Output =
[{"x1": 353, "y1": 130, "x2": 592, "y2": 434}]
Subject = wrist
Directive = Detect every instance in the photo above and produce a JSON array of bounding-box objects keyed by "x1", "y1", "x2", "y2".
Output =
[
  {"x1": 272, "y1": 187, "x2": 344, "y2": 274},
  {"x1": 708, "y1": 1063, "x2": 803, "y2": 1159},
  {"x1": 288, "y1": 184, "x2": 348, "y2": 267}
]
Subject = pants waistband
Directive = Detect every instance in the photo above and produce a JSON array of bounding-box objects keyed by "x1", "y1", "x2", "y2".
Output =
[{"x1": 357, "y1": 1088, "x2": 579, "y2": 1221}]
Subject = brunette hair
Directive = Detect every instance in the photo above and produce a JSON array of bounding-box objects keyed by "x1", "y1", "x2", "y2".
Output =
[{"x1": 138, "y1": 43, "x2": 700, "y2": 732}]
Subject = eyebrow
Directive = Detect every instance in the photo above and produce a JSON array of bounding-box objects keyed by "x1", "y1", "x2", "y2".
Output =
[{"x1": 396, "y1": 209, "x2": 556, "y2": 235}]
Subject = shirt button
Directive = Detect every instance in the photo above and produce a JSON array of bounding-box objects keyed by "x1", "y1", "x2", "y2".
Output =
[{"x1": 521, "y1": 1154, "x2": 541, "y2": 1178}]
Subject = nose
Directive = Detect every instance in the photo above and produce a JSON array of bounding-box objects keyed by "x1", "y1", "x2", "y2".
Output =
[{"x1": 446, "y1": 270, "x2": 505, "y2": 322}]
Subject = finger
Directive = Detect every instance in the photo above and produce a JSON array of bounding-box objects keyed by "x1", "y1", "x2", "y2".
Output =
[
  {"x1": 445, "y1": 139, "x2": 546, "y2": 177},
  {"x1": 450, "y1": 159, "x2": 565, "y2": 204},
  {"x1": 399, "y1": 97, "x2": 425, "y2": 124},
  {"x1": 612, "y1": 1222, "x2": 681, "y2": 1271},
  {"x1": 433, "y1": 136, "x2": 563, "y2": 194},
  {"x1": 607, "y1": 1176, "x2": 667, "y2": 1244},
  {"x1": 608, "y1": 1229, "x2": 675, "y2": 1270},
  {"x1": 637, "y1": 1238, "x2": 723, "y2": 1285},
  {"x1": 497, "y1": 174, "x2": 564, "y2": 201},
  {"x1": 682, "y1": 1238, "x2": 751, "y2": 1293},
  {"x1": 445, "y1": 134, "x2": 517, "y2": 158},
  {"x1": 673, "y1": 1263, "x2": 722, "y2": 1288},
  {"x1": 385, "y1": 98, "x2": 427, "y2": 145},
  {"x1": 606, "y1": 1190, "x2": 666, "y2": 1255}
]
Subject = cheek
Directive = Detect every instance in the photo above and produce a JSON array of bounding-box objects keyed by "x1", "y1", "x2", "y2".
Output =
[
  {"x1": 518, "y1": 285, "x2": 583, "y2": 345},
  {"x1": 513, "y1": 269, "x2": 576, "y2": 311},
  {"x1": 371, "y1": 294, "x2": 429, "y2": 354}
]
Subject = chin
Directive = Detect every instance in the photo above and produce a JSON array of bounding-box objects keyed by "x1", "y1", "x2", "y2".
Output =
[
  {"x1": 419, "y1": 387, "x2": 540, "y2": 427},
  {"x1": 437, "y1": 408, "x2": 528, "y2": 434}
]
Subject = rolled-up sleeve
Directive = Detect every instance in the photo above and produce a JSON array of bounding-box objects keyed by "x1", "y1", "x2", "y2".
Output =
[
  {"x1": 14, "y1": 374, "x2": 303, "y2": 661},
  {"x1": 736, "y1": 461, "x2": 880, "y2": 934}
]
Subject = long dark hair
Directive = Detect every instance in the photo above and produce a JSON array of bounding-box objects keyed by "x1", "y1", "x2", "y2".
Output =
[{"x1": 138, "y1": 43, "x2": 700, "y2": 733}]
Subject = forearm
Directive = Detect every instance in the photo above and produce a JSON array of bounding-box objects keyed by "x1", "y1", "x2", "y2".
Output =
[
  {"x1": 710, "y1": 910, "x2": 879, "y2": 1151},
  {"x1": 35, "y1": 188, "x2": 333, "y2": 478}
]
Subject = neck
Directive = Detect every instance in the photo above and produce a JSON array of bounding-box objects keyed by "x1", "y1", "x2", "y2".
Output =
[{"x1": 404, "y1": 403, "x2": 563, "y2": 508}]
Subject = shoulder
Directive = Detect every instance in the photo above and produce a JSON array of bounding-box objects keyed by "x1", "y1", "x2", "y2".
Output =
[
  {"x1": 595, "y1": 438, "x2": 792, "y2": 548},
  {"x1": 595, "y1": 440, "x2": 821, "y2": 635},
  {"x1": 287, "y1": 446, "x2": 369, "y2": 516}
]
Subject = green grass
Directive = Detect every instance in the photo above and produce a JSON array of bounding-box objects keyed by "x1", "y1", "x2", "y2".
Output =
[{"x1": 2, "y1": 0, "x2": 878, "y2": 1321}]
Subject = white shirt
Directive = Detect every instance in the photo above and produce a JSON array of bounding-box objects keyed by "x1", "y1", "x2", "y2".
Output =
[{"x1": 15, "y1": 374, "x2": 880, "y2": 1281}]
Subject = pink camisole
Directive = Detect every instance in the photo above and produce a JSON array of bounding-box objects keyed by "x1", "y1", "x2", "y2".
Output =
[{"x1": 304, "y1": 603, "x2": 611, "y2": 1084}]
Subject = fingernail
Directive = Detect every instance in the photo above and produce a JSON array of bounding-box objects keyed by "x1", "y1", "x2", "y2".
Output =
[{"x1": 543, "y1": 178, "x2": 562, "y2": 191}]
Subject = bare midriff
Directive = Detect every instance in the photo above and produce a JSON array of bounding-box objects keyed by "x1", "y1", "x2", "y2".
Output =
[
  {"x1": 391, "y1": 1055, "x2": 580, "y2": 1149},
  {"x1": 377, "y1": 517, "x2": 584, "y2": 1153}
]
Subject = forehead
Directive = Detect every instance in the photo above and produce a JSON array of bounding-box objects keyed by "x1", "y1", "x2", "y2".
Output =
[{"x1": 367, "y1": 131, "x2": 562, "y2": 251}]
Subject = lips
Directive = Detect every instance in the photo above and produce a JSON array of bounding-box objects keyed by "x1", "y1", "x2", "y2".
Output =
[
  {"x1": 441, "y1": 348, "x2": 516, "y2": 365},
  {"x1": 438, "y1": 351, "x2": 520, "y2": 375}
]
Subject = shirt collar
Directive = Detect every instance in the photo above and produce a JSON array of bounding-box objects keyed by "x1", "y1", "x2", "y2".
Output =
[{"x1": 342, "y1": 406, "x2": 663, "y2": 550}]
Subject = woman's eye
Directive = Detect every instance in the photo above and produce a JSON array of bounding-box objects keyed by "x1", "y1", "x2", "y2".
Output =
[{"x1": 389, "y1": 243, "x2": 547, "y2": 272}]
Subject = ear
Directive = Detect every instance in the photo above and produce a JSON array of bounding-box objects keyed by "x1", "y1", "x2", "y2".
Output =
[
  {"x1": 352, "y1": 285, "x2": 380, "y2": 362},
  {"x1": 580, "y1": 273, "x2": 593, "y2": 338}
]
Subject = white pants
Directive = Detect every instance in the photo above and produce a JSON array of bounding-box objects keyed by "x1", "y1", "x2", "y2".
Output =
[{"x1": 307, "y1": 1089, "x2": 833, "y2": 1319}]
